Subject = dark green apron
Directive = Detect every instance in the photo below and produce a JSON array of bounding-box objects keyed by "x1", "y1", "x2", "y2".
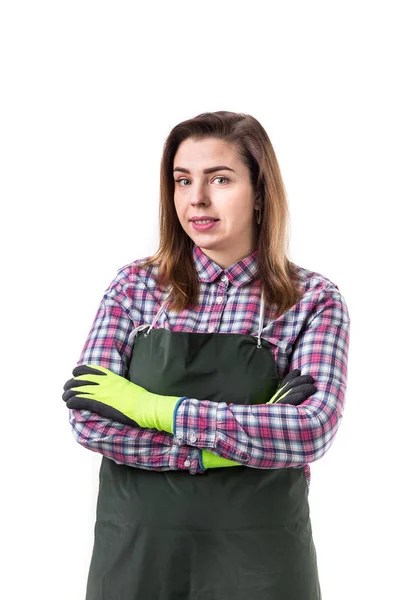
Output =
[{"x1": 85, "y1": 292, "x2": 321, "y2": 599}]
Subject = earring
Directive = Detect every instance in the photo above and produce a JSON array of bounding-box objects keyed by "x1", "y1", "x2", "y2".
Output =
[{"x1": 255, "y1": 208, "x2": 262, "y2": 225}]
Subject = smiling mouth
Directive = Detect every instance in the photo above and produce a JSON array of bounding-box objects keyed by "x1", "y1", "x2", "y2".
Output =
[
  {"x1": 190, "y1": 219, "x2": 220, "y2": 231},
  {"x1": 191, "y1": 219, "x2": 216, "y2": 224}
]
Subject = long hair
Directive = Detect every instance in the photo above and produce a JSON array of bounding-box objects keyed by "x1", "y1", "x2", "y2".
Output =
[{"x1": 140, "y1": 111, "x2": 303, "y2": 317}]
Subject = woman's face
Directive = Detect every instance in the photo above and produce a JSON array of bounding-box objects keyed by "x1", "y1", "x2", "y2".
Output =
[{"x1": 173, "y1": 137, "x2": 261, "y2": 269}]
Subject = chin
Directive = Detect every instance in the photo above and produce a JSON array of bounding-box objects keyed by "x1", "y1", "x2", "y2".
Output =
[{"x1": 193, "y1": 237, "x2": 220, "y2": 248}]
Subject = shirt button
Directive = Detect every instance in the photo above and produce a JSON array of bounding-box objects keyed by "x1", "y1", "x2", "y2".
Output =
[
  {"x1": 208, "y1": 326, "x2": 215, "y2": 333},
  {"x1": 184, "y1": 460, "x2": 191, "y2": 467},
  {"x1": 221, "y1": 274, "x2": 228, "y2": 283},
  {"x1": 190, "y1": 432, "x2": 197, "y2": 443},
  {"x1": 216, "y1": 296, "x2": 223, "y2": 304}
]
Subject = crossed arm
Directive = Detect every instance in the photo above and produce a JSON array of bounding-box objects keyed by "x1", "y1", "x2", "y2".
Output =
[{"x1": 66, "y1": 281, "x2": 350, "y2": 474}]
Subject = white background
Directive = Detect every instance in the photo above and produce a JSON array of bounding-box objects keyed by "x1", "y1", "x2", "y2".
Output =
[{"x1": 1, "y1": 1, "x2": 399, "y2": 598}]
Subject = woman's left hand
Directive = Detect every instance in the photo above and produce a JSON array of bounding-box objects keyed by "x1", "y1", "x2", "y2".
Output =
[{"x1": 267, "y1": 369, "x2": 317, "y2": 405}]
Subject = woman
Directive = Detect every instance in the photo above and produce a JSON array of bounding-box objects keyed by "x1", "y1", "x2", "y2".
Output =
[{"x1": 63, "y1": 111, "x2": 350, "y2": 599}]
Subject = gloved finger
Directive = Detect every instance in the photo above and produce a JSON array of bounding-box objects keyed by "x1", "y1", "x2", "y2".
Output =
[
  {"x1": 72, "y1": 364, "x2": 108, "y2": 378},
  {"x1": 276, "y1": 382, "x2": 317, "y2": 402},
  {"x1": 281, "y1": 382, "x2": 316, "y2": 395},
  {"x1": 66, "y1": 397, "x2": 140, "y2": 428},
  {"x1": 275, "y1": 389, "x2": 316, "y2": 406},
  {"x1": 279, "y1": 369, "x2": 301, "y2": 388},
  {"x1": 273, "y1": 374, "x2": 315, "y2": 401},
  {"x1": 275, "y1": 384, "x2": 317, "y2": 405},
  {"x1": 63, "y1": 377, "x2": 75, "y2": 392},
  {"x1": 63, "y1": 377, "x2": 94, "y2": 392},
  {"x1": 282, "y1": 374, "x2": 316, "y2": 389},
  {"x1": 62, "y1": 387, "x2": 92, "y2": 403}
]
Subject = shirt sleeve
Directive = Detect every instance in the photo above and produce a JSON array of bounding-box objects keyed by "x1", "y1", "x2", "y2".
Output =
[
  {"x1": 67, "y1": 268, "x2": 202, "y2": 475},
  {"x1": 173, "y1": 284, "x2": 351, "y2": 469}
]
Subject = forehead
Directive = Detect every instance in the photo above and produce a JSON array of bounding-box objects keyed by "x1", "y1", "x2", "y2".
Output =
[{"x1": 173, "y1": 137, "x2": 242, "y2": 170}]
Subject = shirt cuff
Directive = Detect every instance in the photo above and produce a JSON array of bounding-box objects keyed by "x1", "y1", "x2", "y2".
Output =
[
  {"x1": 168, "y1": 443, "x2": 203, "y2": 475},
  {"x1": 173, "y1": 397, "x2": 219, "y2": 449}
]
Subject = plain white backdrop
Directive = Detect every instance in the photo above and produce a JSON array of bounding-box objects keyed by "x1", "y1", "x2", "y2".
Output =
[{"x1": 1, "y1": 1, "x2": 399, "y2": 598}]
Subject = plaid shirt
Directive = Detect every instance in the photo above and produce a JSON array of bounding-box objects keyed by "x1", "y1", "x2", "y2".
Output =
[{"x1": 69, "y1": 244, "x2": 351, "y2": 488}]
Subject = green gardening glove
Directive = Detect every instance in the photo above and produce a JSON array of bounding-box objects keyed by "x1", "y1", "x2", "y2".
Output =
[
  {"x1": 62, "y1": 365, "x2": 238, "y2": 468},
  {"x1": 62, "y1": 364, "x2": 184, "y2": 434}
]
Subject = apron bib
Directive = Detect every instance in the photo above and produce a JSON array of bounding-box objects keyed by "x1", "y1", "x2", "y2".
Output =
[{"x1": 85, "y1": 292, "x2": 321, "y2": 600}]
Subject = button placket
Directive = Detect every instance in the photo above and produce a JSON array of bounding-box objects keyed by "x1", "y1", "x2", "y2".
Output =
[
  {"x1": 206, "y1": 275, "x2": 229, "y2": 334},
  {"x1": 207, "y1": 286, "x2": 221, "y2": 333}
]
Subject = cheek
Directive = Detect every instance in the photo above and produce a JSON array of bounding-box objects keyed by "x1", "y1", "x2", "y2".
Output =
[
  {"x1": 174, "y1": 201, "x2": 189, "y2": 230},
  {"x1": 173, "y1": 198, "x2": 183, "y2": 220},
  {"x1": 227, "y1": 203, "x2": 253, "y2": 227}
]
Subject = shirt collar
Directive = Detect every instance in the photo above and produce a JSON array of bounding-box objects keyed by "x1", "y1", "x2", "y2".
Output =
[{"x1": 192, "y1": 244, "x2": 258, "y2": 287}]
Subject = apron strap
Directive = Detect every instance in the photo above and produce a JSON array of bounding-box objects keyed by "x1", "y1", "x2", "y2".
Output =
[
  {"x1": 257, "y1": 290, "x2": 265, "y2": 349},
  {"x1": 128, "y1": 289, "x2": 171, "y2": 346},
  {"x1": 128, "y1": 285, "x2": 265, "y2": 348}
]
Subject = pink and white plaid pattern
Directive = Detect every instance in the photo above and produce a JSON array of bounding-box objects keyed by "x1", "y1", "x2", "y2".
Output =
[{"x1": 69, "y1": 244, "x2": 350, "y2": 488}]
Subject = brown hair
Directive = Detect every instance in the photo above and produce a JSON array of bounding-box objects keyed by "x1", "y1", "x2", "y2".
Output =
[{"x1": 140, "y1": 110, "x2": 303, "y2": 318}]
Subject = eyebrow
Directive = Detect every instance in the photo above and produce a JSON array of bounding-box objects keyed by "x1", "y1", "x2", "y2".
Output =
[{"x1": 173, "y1": 165, "x2": 235, "y2": 175}]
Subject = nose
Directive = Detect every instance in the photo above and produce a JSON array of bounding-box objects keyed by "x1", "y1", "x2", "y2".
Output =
[{"x1": 190, "y1": 182, "x2": 210, "y2": 207}]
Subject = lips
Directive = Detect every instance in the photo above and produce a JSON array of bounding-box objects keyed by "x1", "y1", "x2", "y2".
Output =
[
  {"x1": 189, "y1": 217, "x2": 219, "y2": 222},
  {"x1": 190, "y1": 219, "x2": 220, "y2": 231}
]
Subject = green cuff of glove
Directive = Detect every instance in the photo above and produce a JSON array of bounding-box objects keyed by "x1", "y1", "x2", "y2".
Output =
[
  {"x1": 62, "y1": 364, "x2": 182, "y2": 434},
  {"x1": 201, "y1": 449, "x2": 241, "y2": 469}
]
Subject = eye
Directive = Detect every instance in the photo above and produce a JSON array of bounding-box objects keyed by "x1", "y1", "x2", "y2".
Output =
[
  {"x1": 175, "y1": 178, "x2": 190, "y2": 186},
  {"x1": 174, "y1": 176, "x2": 230, "y2": 187}
]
